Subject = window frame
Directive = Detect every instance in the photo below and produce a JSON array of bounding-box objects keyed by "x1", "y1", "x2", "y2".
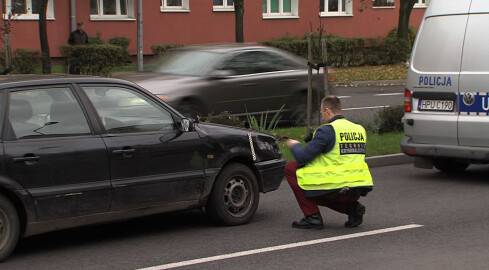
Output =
[
  {"x1": 319, "y1": 0, "x2": 353, "y2": 17},
  {"x1": 262, "y1": 0, "x2": 299, "y2": 20},
  {"x1": 161, "y1": 0, "x2": 190, "y2": 13},
  {"x1": 213, "y1": 0, "x2": 234, "y2": 12},
  {"x1": 90, "y1": 0, "x2": 135, "y2": 21},
  {"x1": 3, "y1": 0, "x2": 55, "y2": 20}
]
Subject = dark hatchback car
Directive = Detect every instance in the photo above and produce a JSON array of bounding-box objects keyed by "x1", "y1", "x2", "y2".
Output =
[
  {"x1": 0, "y1": 75, "x2": 285, "y2": 262},
  {"x1": 115, "y1": 44, "x2": 324, "y2": 125}
]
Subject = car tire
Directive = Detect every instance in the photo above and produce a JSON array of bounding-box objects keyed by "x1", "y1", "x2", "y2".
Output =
[
  {"x1": 206, "y1": 163, "x2": 259, "y2": 226},
  {"x1": 289, "y1": 94, "x2": 320, "y2": 127},
  {"x1": 0, "y1": 194, "x2": 20, "y2": 262},
  {"x1": 433, "y1": 159, "x2": 470, "y2": 173}
]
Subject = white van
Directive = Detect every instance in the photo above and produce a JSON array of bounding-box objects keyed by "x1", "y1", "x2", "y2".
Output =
[{"x1": 401, "y1": 0, "x2": 489, "y2": 172}]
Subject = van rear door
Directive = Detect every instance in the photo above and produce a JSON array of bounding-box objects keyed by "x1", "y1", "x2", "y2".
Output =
[
  {"x1": 405, "y1": 12, "x2": 468, "y2": 146},
  {"x1": 457, "y1": 1, "x2": 489, "y2": 147}
]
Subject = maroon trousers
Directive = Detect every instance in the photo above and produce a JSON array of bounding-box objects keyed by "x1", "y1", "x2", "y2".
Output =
[{"x1": 285, "y1": 161, "x2": 360, "y2": 217}]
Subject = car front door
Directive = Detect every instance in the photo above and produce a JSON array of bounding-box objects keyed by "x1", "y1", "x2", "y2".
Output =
[
  {"x1": 3, "y1": 86, "x2": 111, "y2": 221},
  {"x1": 207, "y1": 50, "x2": 302, "y2": 117},
  {"x1": 79, "y1": 85, "x2": 205, "y2": 211}
]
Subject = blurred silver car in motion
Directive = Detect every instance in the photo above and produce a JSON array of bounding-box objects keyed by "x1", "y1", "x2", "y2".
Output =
[{"x1": 116, "y1": 44, "x2": 324, "y2": 125}]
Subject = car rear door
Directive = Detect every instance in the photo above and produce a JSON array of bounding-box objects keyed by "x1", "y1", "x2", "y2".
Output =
[
  {"x1": 2, "y1": 85, "x2": 111, "y2": 221},
  {"x1": 457, "y1": 1, "x2": 489, "y2": 147},
  {"x1": 79, "y1": 84, "x2": 205, "y2": 211}
]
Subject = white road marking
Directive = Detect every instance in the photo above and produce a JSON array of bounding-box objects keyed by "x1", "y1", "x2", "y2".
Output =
[
  {"x1": 343, "y1": 105, "x2": 390, "y2": 111},
  {"x1": 374, "y1": 93, "x2": 403, "y2": 96},
  {"x1": 136, "y1": 224, "x2": 424, "y2": 270},
  {"x1": 337, "y1": 96, "x2": 351, "y2": 99}
]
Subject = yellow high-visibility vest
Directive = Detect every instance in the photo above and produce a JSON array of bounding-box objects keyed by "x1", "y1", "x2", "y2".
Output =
[{"x1": 296, "y1": 118, "x2": 373, "y2": 190}]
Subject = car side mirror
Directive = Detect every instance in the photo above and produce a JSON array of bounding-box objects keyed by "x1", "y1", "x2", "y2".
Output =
[
  {"x1": 208, "y1": 69, "x2": 234, "y2": 80},
  {"x1": 178, "y1": 118, "x2": 194, "y2": 132}
]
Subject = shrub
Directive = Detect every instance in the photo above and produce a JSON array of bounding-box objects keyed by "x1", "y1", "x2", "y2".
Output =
[
  {"x1": 88, "y1": 30, "x2": 105, "y2": 44},
  {"x1": 12, "y1": 49, "x2": 41, "y2": 74},
  {"x1": 109, "y1": 36, "x2": 131, "y2": 62},
  {"x1": 262, "y1": 28, "x2": 416, "y2": 67},
  {"x1": 151, "y1": 44, "x2": 184, "y2": 56},
  {"x1": 60, "y1": 44, "x2": 126, "y2": 76},
  {"x1": 376, "y1": 105, "x2": 404, "y2": 134},
  {"x1": 203, "y1": 111, "x2": 246, "y2": 128},
  {"x1": 246, "y1": 105, "x2": 284, "y2": 134},
  {"x1": 109, "y1": 36, "x2": 130, "y2": 50}
]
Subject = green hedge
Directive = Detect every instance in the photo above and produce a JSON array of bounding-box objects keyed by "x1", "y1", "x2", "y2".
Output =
[
  {"x1": 262, "y1": 28, "x2": 416, "y2": 67},
  {"x1": 0, "y1": 48, "x2": 41, "y2": 74},
  {"x1": 60, "y1": 44, "x2": 126, "y2": 76},
  {"x1": 151, "y1": 44, "x2": 184, "y2": 56}
]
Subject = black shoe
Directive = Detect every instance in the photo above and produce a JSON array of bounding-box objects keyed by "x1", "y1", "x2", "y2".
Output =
[
  {"x1": 345, "y1": 203, "x2": 366, "y2": 228},
  {"x1": 292, "y1": 213, "x2": 324, "y2": 229}
]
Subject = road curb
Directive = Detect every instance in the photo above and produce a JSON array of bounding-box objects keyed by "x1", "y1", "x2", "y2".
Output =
[
  {"x1": 330, "y1": 80, "x2": 406, "y2": 88},
  {"x1": 366, "y1": 153, "x2": 413, "y2": 168}
]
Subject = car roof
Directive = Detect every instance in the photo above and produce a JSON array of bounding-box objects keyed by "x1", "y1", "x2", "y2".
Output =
[{"x1": 0, "y1": 74, "x2": 138, "y2": 90}]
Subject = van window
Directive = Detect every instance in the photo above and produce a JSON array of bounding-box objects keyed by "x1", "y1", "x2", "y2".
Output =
[{"x1": 412, "y1": 15, "x2": 468, "y2": 73}]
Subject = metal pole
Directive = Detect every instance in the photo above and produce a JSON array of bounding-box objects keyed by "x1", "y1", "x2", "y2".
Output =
[
  {"x1": 137, "y1": 0, "x2": 143, "y2": 72},
  {"x1": 70, "y1": 0, "x2": 76, "y2": 31},
  {"x1": 307, "y1": 33, "x2": 313, "y2": 130}
]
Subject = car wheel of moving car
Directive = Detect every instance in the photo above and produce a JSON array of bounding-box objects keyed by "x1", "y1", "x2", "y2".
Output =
[
  {"x1": 289, "y1": 94, "x2": 307, "y2": 126},
  {"x1": 206, "y1": 163, "x2": 259, "y2": 226},
  {"x1": 177, "y1": 101, "x2": 202, "y2": 120},
  {"x1": 433, "y1": 159, "x2": 470, "y2": 173},
  {"x1": 0, "y1": 194, "x2": 20, "y2": 262}
]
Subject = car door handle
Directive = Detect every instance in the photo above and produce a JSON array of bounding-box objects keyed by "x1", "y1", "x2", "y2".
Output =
[
  {"x1": 112, "y1": 148, "x2": 136, "y2": 157},
  {"x1": 13, "y1": 155, "x2": 40, "y2": 164}
]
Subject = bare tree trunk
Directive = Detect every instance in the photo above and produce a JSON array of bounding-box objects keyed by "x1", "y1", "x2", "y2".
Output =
[
  {"x1": 39, "y1": 0, "x2": 51, "y2": 74},
  {"x1": 234, "y1": 0, "x2": 244, "y2": 43},
  {"x1": 397, "y1": 0, "x2": 417, "y2": 41}
]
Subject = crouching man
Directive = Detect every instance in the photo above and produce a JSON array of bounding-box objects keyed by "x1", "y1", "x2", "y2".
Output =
[{"x1": 285, "y1": 96, "x2": 373, "y2": 229}]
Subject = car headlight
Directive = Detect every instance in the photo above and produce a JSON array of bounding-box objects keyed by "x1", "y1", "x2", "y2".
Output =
[{"x1": 256, "y1": 135, "x2": 282, "y2": 158}]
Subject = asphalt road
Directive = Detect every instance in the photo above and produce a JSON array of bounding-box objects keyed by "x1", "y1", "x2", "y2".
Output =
[
  {"x1": 305, "y1": 81, "x2": 405, "y2": 125},
  {"x1": 332, "y1": 82, "x2": 405, "y2": 120},
  {"x1": 3, "y1": 163, "x2": 489, "y2": 270}
]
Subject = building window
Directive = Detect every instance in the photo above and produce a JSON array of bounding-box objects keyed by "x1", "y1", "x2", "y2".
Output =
[
  {"x1": 4, "y1": 0, "x2": 54, "y2": 20},
  {"x1": 414, "y1": 0, "x2": 429, "y2": 8},
  {"x1": 90, "y1": 0, "x2": 135, "y2": 20},
  {"x1": 161, "y1": 0, "x2": 190, "y2": 12},
  {"x1": 262, "y1": 0, "x2": 299, "y2": 19},
  {"x1": 320, "y1": 0, "x2": 353, "y2": 17},
  {"x1": 213, "y1": 0, "x2": 234, "y2": 12},
  {"x1": 373, "y1": 0, "x2": 395, "y2": 8}
]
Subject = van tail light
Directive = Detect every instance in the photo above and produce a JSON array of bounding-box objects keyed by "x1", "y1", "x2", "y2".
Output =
[{"x1": 404, "y1": 88, "x2": 412, "y2": 112}]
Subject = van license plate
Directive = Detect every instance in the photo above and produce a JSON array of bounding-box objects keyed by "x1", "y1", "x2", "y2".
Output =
[{"x1": 418, "y1": 100, "x2": 454, "y2": 111}]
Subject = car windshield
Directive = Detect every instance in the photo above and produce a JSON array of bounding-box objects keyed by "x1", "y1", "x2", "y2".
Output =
[{"x1": 152, "y1": 50, "x2": 219, "y2": 76}]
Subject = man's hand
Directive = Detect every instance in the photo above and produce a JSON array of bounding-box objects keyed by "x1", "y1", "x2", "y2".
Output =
[{"x1": 285, "y1": 139, "x2": 300, "y2": 148}]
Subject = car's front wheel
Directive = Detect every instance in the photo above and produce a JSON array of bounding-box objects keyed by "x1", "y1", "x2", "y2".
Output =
[
  {"x1": 206, "y1": 163, "x2": 259, "y2": 226},
  {"x1": 0, "y1": 194, "x2": 20, "y2": 262}
]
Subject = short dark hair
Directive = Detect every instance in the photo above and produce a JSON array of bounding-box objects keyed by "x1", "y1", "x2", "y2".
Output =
[
  {"x1": 321, "y1": 96, "x2": 342, "y2": 114},
  {"x1": 77, "y1": 21, "x2": 84, "y2": 26}
]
